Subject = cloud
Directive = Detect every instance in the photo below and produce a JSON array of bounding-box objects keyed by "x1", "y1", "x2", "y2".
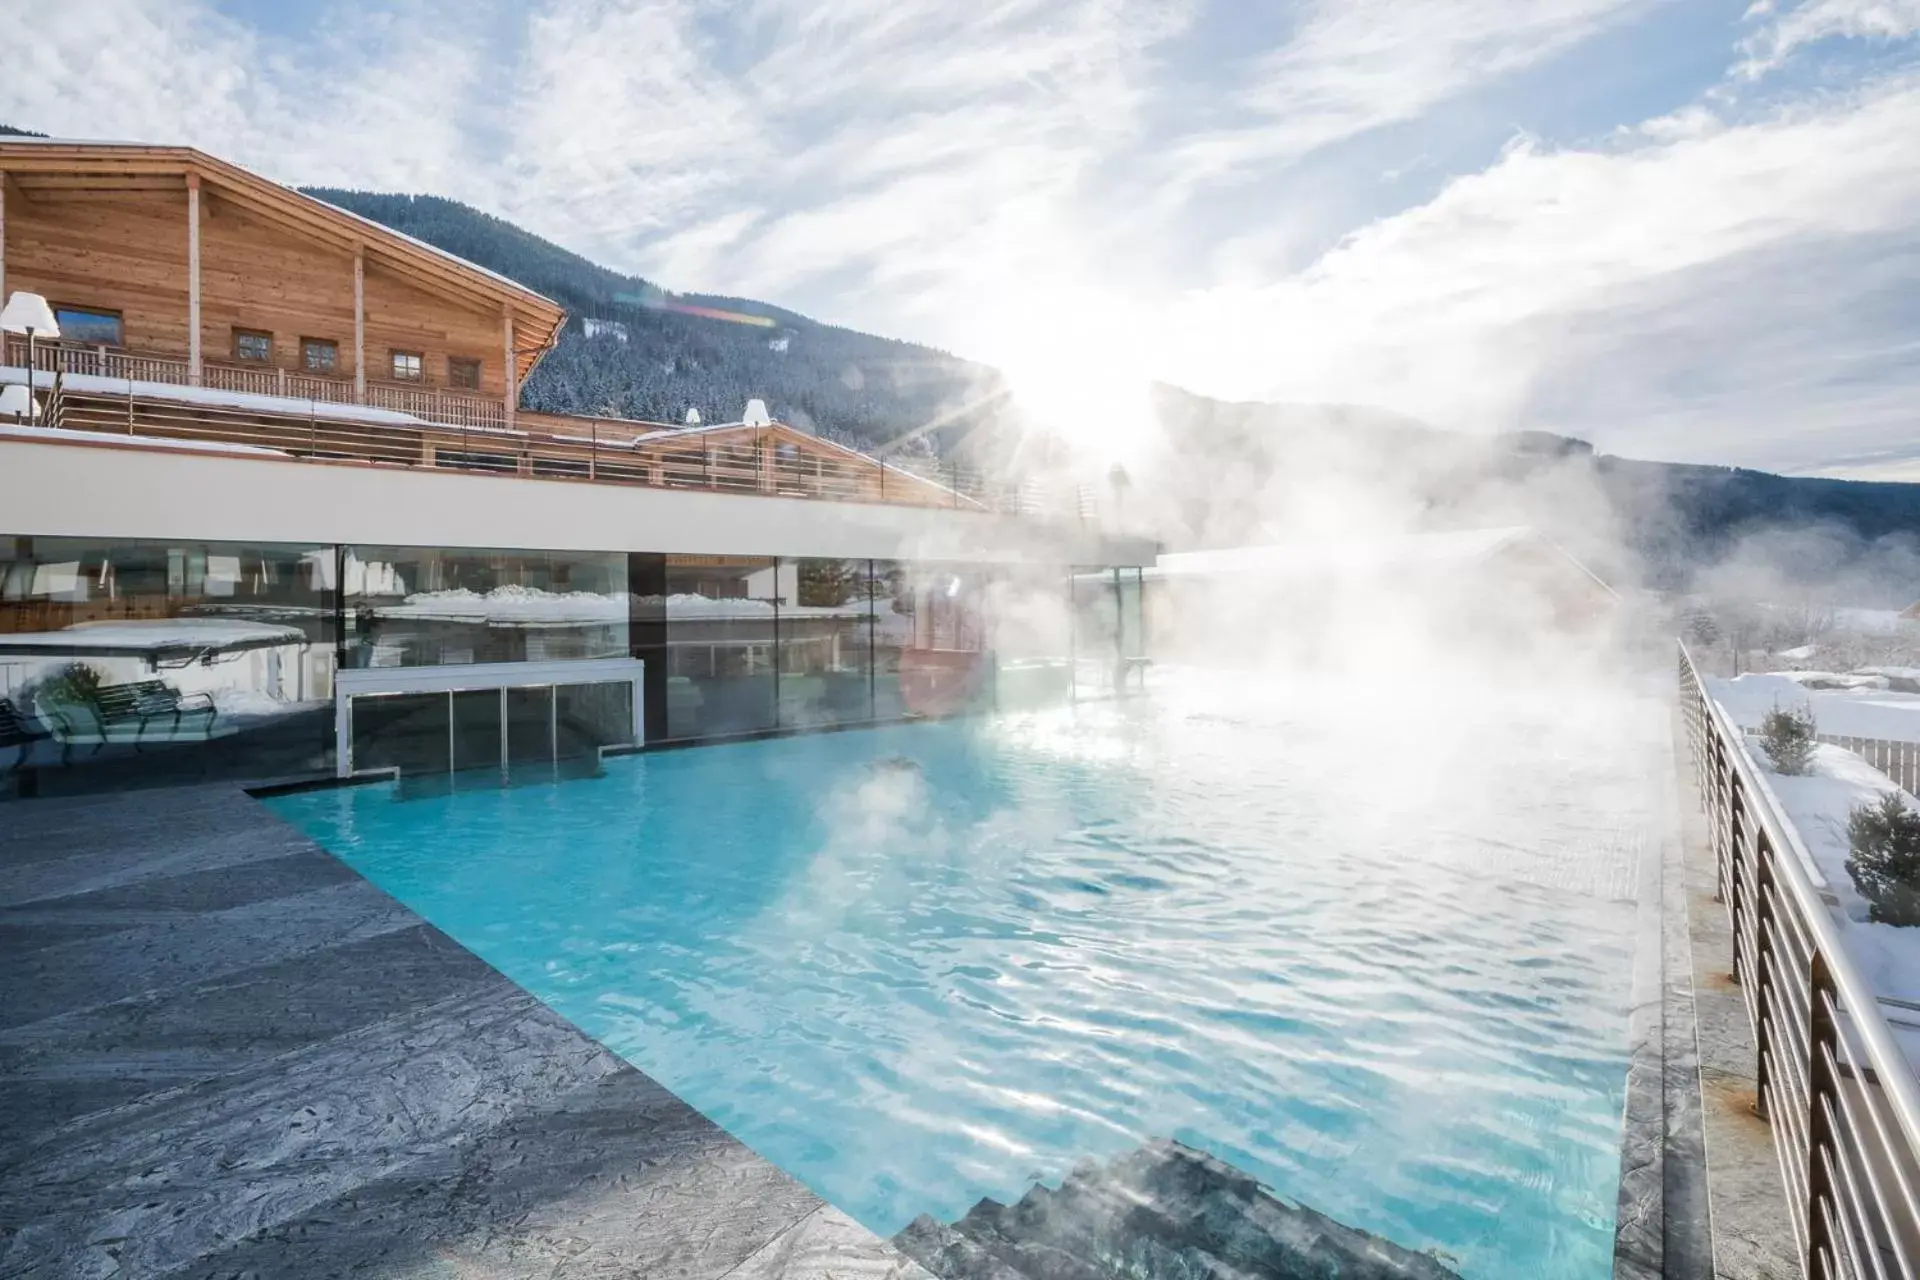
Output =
[
  {"x1": 4, "y1": 0, "x2": 1919, "y2": 474},
  {"x1": 1739, "y1": 0, "x2": 1920, "y2": 77},
  {"x1": 1166, "y1": 0, "x2": 1657, "y2": 186},
  {"x1": 1142, "y1": 77, "x2": 1920, "y2": 473}
]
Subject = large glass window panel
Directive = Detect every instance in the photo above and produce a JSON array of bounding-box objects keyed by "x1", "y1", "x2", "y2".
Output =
[
  {"x1": 505, "y1": 685, "x2": 555, "y2": 764},
  {"x1": 451, "y1": 688, "x2": 503, "y2": 773},
  {"x1": 1117, "y1": 567, "x2": 1146, "y2": 694},
  {"x1": 342, "y1": 545, "x2": 627, "y2": 669},
  {"x1": 873, "y1": 561, "x2": 991, "y2": 721},
  {"x1": 556, "y1": 681, "x2": 634, "y2": 757},
  {"x1": 665, "y1": 554, "x2": 776, "y2": 738},
  {"x1": 1071, "y1": 566, "x2": 1123, "y2": 701},
  {"x1": 779, "y1": 559, "x2": 873, "y2": 728},
  {"x1": 349, "y1": 692, "x2": 450, "y2": 775},
  {"x1": 987, "y1": 563, "x2": 1074, "y2": 709},
  {"x1": 1, "y1": 535, "x2": 336, "y2": 799}
]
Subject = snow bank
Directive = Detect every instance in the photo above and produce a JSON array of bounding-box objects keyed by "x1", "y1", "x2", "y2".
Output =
[{"x1": 1710, "y1": 673, "x2": 1920, "y2": 743}]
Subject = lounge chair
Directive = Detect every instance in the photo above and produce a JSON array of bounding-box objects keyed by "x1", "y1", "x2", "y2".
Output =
[
  {"x1": 0, "y1": 697, "x2": 50, "y2": 773},
  {"x1": 42, "y1": 680, "x2": 225, "y2": 759}
]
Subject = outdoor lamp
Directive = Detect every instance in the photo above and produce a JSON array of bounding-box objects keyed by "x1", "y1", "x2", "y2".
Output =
[
  {"x1": 0, "y1": 291, "x2": 59, "y2": 428},
  {"x1": 0, "y1": 383, "x2": 38, "y2": 421}
]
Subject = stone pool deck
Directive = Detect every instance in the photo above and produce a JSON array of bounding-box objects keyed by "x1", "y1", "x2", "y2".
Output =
[{"x1": 0, "y1": 783, "x2": 929, "y2": 1279}]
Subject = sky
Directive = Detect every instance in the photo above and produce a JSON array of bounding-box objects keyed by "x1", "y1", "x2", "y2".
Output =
[{"x1": 5, "y1": 0, "x2": 1920, "y2": 477}]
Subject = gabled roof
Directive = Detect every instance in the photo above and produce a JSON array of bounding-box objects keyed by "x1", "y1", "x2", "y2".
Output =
[{"x1": 0, "y1": 139, "x2": 567, "y2": 383}]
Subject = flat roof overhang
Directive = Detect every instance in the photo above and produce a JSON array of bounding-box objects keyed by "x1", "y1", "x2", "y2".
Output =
[{"x1": 0, "y1": 434, "x2": 1159, "y2": 569}]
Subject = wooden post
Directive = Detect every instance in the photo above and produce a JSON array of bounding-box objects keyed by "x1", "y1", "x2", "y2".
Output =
[
  {"x1": 353, "y1": 247, "x2": 366, "y2": 402},
  {"x1": 0, "y1": 177, "x2": 7, "y2": 318},
  {"x1": 186, "y1": 174, "x2": 202, "y2": 385},
  {"x1": 503, "y1": 309, "x2": 516, "y2": 433}
]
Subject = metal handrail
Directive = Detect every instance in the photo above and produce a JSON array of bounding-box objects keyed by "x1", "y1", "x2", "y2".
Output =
[{"x1": 1680, "y1": 641, "x2": 1920, "y2": 1279}]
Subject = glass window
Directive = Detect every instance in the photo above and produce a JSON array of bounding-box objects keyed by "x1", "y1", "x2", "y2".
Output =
[
  {"x1": 779, "y1": 559, "x2": 873, "y2": 728},
  {"x1": 665, "y1": 554, "x2": 776, "y2": 739},
  {"x1": 52, "y1": 306, "x2": 123, "y2": 346},
  {"x1": 341, "y1": 545, "x2": 628, "y2": 669},
  {"x1": 987, "y1": 563, "x2": 1073, "y2": 709},
  {"x1": 301, "y1": 338, "x2": 339, "y2": 373},
  {"x1": 448, "y1": 356, "x2": 482, "y2": 390},
  {"x1": 390, "y1": 350, "x2": 423, "y2": 381},
  {"x1": 1071, "y1": 567, "x2": 1124, "y2": 701},
  {"x1": 872, "y1": 561, "x2": 990, "y2": 721},
  {"x1": 0, "y1": 536, "x2": 338, "y2": 799},
  {"x1": 233, "y1": 329, "x2": 273, "y2": 363},
  {"x1": 556, "y1": 681, "x2": 635, "y2": 757}
]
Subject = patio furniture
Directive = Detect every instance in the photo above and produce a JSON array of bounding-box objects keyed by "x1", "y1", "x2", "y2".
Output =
[
  {"x1": 42, "y1": 679, "x2": 225, "y2": 759},
  {"x1": 0, "y1": 697, "x2": 49, "y2": 772}
]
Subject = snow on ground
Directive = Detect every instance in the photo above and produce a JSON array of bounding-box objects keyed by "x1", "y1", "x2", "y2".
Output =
[
  {"x1": 1709, "y1": 673, "x2": 1920, "y2": 743},
  {"x1": 1763, "y1": 745, "x2": 1920, "y2": 1003}
]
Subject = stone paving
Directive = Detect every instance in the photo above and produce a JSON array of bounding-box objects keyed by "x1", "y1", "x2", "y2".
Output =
[{"x1": 0, "y1": 783, "x2": 928, "y2": 1279}]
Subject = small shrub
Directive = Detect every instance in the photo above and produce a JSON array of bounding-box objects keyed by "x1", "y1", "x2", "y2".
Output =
[
  {"x1": 20, "y1": 662, "x2": 106, "y2": 716},
  {"x1": 1759, "y1": 702, "x2": 1817, "y2": 775},
  {"x1": 1845, "y1": 792, "x2": 1920, "y2": 926}
]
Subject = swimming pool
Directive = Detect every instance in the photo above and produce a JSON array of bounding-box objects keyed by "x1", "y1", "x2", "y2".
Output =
[{"x1": 270, "y1": 679, "x2": 1659, "y2": 1279}]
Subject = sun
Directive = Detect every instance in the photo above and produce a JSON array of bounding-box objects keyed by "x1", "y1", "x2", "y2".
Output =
[{"x1": 984, "y1": 283, "x2": 1162, "y2": 474}]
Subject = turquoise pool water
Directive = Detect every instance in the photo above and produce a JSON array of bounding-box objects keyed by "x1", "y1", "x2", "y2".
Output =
[{"x1": 270, "y1": 687, "x2": 1652, "y2": 1279}]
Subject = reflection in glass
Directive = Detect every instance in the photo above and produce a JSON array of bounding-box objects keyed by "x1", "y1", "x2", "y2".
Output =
[
  {"x1": 557, "y1": 681, "x2": 634, "y2": 757},
  {"x1": 0, "y1": 535, "x2": 337, "y2": 797},
  {"x1": 451, "y1": 688, "x2": 502, "y2": 773},
  {"x1": 665, "y1": 554, "x2": 777, "y2": 739},
  {"x1": 342, "y1": 545, "x2": 627, "y2": 669},
  {"x1": 505, "y1": 685, "x2": 555, "y2": 764},
  {"x1": 349, "y1": 692, "x2": 450, "y2": 775},
  {"x1": 872, "y1": 561, "x2": 991, "y2": 721},
  {"x1": 988, "y1": 563, "x2": 1073, "y2": 709},
  {"x1": 779, "y1": 559, "x2": 873, "y2": 728}
]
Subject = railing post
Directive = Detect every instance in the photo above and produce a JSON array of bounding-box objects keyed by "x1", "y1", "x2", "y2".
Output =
[
  {"x1": 1751, "y1": 833, "x2": 1775, "y2": 1121},
  {"x1": 589, "y1": 423, "x2": 597, "y2": 481},
  {"x1": 1804, "y1": 950, "x2": 1837, "y2": 1278}
]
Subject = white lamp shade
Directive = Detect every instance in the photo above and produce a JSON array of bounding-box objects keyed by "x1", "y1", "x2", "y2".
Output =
[
  {"x1": 0, "y1": 383, "x2": 39, "y2": 416},
  {"x1": 0, "y1": 291, "x2": 59, "y2": 337}
]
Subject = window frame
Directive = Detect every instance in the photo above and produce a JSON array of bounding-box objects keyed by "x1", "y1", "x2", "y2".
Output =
[
  {"x1": 389, "y1": 349, "x2": 425, "y2": 382},
  {"x1": 232, "y1": 327, "x2": 275, "y2": 364},
  {"x1": 50, "y1": 304, "x2": 125, "y2": 347},
  {"x1": 300, "y1": 337, "x2": 340, "y2": 374},
  {"x1": 447, "y1": 356, "x2": 482, "y2": 391}
]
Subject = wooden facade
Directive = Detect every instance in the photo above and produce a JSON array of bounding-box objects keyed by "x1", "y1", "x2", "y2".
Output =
[
  {"x1": 1, "y1": 139, "x2": 1004, "y2": 514},
  {"x1": 0, "y1": 141, "x2": 564, "y2": 413}
]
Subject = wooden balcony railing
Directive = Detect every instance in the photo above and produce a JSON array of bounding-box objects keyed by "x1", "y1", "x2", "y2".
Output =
[{"x1": 3, "y1": 336, "x2": 504, "y2": 429}]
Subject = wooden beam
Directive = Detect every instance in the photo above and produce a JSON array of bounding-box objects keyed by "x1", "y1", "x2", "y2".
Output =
[
  {"x1": 503, "y1": 309, "x2": 516, "y2": 432},
  {"x1": 186, "y1": 172, "x2": 202, "y2": 385},
  {"x1": 353, "y1": 246, "x2": 365, "y2": 401},
  {"x1": 0, "y1": 176, "x2": 7, "y2": 309}
]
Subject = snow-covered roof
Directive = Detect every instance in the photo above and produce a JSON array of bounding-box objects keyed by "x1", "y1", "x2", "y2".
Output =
[
  {"x1": 374, "y1": 586, "x2": 881, "y2": 627},
  {"x1": 0, "y1": 420, "x2": 288, "y2": 457},
  {"x1": 0, "y1": 617, "x2": 306, "y2": 657}
]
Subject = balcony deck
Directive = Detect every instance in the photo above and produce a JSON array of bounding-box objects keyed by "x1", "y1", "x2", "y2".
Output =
[{"x1": 2, "y1": 352, "x2": 1088, "y2": 520}]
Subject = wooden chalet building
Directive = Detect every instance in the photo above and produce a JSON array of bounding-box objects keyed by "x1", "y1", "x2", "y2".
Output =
[
  {"x1": 0, "y1": 138, "x2": 1151, "y2": 791},
  {"x1": 0, "y1": 138, "x2": 975, "y2": 508}
]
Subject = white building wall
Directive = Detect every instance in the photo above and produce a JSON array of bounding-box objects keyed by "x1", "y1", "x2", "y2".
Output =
[{"x1": 0, "y1": 437, "x2": 1155, "y2": 567}]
